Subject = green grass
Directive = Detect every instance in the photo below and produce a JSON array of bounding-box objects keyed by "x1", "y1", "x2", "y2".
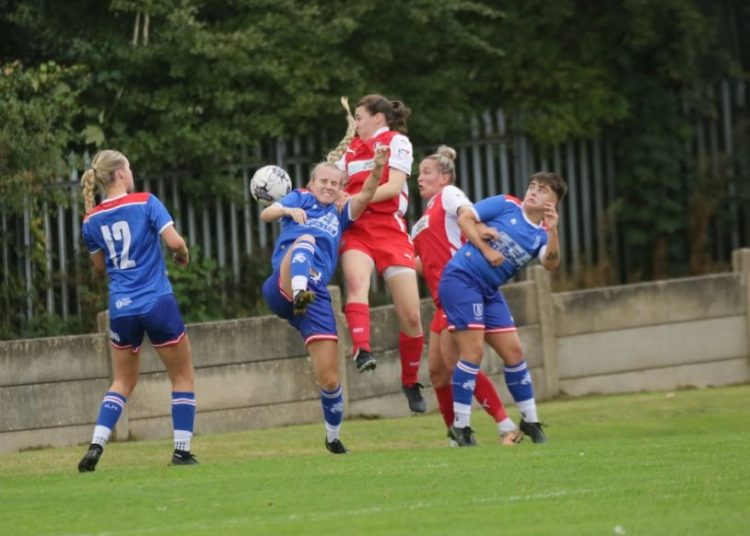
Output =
[{"x1": 2, "y1": 385, "x2": 750, "y2": 535}]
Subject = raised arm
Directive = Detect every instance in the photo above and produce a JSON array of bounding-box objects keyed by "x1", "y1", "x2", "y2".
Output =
[
  {"x1": 350, "y1": 146, "x2": 388, "y2": 219},
  {"x1": 540, "y1": 202, "x2": 561, "y2": 271}
]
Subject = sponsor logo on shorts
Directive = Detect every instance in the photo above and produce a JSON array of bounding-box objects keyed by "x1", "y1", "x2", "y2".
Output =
[
  {"x1": 109, "y1": 329, "x2": 121, "y2": 342},
  {"x1": 472, "y1": 303, "x2": 483, "y2": 319}
]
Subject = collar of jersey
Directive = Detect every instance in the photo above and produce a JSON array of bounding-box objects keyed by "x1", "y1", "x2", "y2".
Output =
[
  {"x1": 366, "y1": 126, "x2": 389, "y2": 140},
  {"x1": 104, "y1": 193, "x2": 128, "y2": 203},
  {"x1": 520, "y1": 203, "x2": 543, "y2": 229}
]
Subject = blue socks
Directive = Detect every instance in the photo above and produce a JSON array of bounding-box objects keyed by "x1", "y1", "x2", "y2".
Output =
[
  {"x1": 452, "y1": 360, "x2": 480, "y2": 428},
  {"x1": 504, "y1": 361, "x2": 539, "y2": 422},
  {"x1": 172, "y1": 391, "x2": 196, "y2": 452},
  {"x1": 92, "y1": 391, "x2": 127, "y2": 446},
  {"x1": 320, "y1": 385, "x2": 344, "y2": 442}
]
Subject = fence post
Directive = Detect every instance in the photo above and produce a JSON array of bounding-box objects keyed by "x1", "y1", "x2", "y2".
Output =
[
  {"x1": 329, "y1": 285, "x2": 351, "y2": 415},
  {"x1": 96, "y1": 310, "x2": 130, "y2": 441},
  {"x1": 731, "y1": 248, "x2": 750, "y2": 363},
  {"x1": 530, "y1": 266, "x2": 559, "y2": 398}
]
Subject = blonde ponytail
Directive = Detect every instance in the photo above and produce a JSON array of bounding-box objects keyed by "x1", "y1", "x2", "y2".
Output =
[
  {"x1": 326, "y1": 96, "x2": 357, "y2": 164},
  {"x1": 80, "y1": 150, "x2": 128, "y2": 213}
]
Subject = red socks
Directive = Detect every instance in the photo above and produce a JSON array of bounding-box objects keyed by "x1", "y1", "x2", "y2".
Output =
[
  {"x1": 475, "y1": 371, "x2": 508, "y2": 422},
  {"x1": 399, "y1": 332, "x2": 424, "y2": 386},
  {"x1": 434, "y1": 385, "x2": 454, "y2": 427},
  {"x1": 344, "y1": 302, "x2": 371, "y2": 353}
]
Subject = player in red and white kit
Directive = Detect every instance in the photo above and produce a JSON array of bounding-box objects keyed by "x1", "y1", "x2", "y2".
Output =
[
  {"x1": 411, "y1": 146, "x2": 523, "y2": 444},
  {"x1": 333, "y1": 94, "x2": 426, "y2": 413}
]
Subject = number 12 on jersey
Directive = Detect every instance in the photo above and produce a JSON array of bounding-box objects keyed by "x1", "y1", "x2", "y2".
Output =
[{"x1": 100, "y1": 221, "x2": 137, "y2": 270}]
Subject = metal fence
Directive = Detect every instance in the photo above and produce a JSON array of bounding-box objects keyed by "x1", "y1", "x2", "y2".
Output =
[{"x1": 2, "y1": 79, "x2": 748, "y2": 324}]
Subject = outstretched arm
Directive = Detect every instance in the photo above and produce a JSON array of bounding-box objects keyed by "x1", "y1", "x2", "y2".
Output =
[{"x1": 350, "y1": 146, "x2": 388, "y2": 219}]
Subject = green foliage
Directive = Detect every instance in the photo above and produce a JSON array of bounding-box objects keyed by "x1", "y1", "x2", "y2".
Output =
[
  {"x1": 167, "y1": 246, "x2": 272, "y2": 323},
  {"x1": 0, "y1": 0, "x2": 746, "y2": 336}
]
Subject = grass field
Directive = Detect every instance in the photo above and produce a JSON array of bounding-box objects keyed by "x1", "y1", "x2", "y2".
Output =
[{"x1": 2, "y1": 385, "x2": 749, "y2": 535}]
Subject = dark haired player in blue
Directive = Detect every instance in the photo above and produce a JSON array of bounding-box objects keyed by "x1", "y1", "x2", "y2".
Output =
[
  {"x1": 77, "y1": 150, "x2": 197, "y2": 471},
  {"x1": 438, "y1": 172, "x2": 568, "y2": 446},
  {"x1": 260, "y1": 148, "x2": 385, "y2": 454}
]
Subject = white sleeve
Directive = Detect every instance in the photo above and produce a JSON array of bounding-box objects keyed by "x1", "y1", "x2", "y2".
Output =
[
  {"x1": 388, "y1": 134, "x2": 413, "y2": 175},
  {"x1": 537, "y1": 245, "x2": 547, "y2": 261},
  {"x1": 334, "y1": 155, "x2": 346, "y2": 171},
  {"x1": 441, "y1": 185, "x2": 472, "y2": 216}
]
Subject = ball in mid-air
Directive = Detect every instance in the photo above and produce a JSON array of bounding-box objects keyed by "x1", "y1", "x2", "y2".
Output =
[{"x1": 250, "y1": 165, "x2": 292, "y2": 207}]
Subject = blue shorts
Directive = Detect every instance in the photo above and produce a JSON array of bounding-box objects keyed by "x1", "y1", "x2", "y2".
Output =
[
  {"x1": 262, "y1": 270, "x2": 338, "y2": 345},
  {"x1": 109, "y1": 294, "x2": 186, "y2": 352},
  {"x1": 438, "y1": 264, "x2": 516, "y2": 333}
]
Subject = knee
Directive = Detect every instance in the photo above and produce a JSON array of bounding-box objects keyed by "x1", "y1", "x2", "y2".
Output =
[
  {"x1": 318, "y1": 373, "x2": 340, "y2": 392},
  {"x1": 400, "y1": 307, "x2": 422, "y2": 333},
  {"x1": 500, "y1": 345, "x2": 524, "y2": 365},
  {"x1": 344, "y1": 271, "x2": 370, "y2": 296},
  {"x1": 428, "y1": 363, "x2": 450, "y2": 388},
  {"x1": 111, "y1": 378, "x2": 138, "y2": 397}
]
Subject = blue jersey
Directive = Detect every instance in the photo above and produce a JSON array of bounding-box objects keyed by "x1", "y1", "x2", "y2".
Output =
[
  {"x1": 82, "y1": 192, "x2": 174, "y2": 318},
  {"x1": 270, "y1": 189, "x2": 354, "y2": 286},
  {"x1": 448, "y1": 195, "x2": 548, "y2": 288}
]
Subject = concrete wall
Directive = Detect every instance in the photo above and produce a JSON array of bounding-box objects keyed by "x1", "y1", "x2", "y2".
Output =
[{"x1": 2, "y1": 249, "x2": 750, "y2": 454}]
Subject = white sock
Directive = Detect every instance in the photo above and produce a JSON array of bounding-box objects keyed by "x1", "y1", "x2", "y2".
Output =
[
  {"x1": 291, "y1": 276, "x2": 308, "y2": 297},
  {"x1": 497, "y1": 418, "x2": 517, "y2": 435},
  {"x1": 517, "y1": 399, "x2": 538, "y2": 423},
  {"x1": 174, "y1": 429, "x2": 193, "y2": 452},
  {"x1": 453, "y1": 402, "x2": 472, "y2": 428},
  {"x1": 92, "y1": 425, "x2": 112, "y2": 447},
  {"x1": 325, "y1": 423, "x2": 340, "y2": 443}
]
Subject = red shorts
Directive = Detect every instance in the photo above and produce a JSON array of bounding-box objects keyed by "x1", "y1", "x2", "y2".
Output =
[
  {"x1": 341, "y1": 212, "x2": 416, "y2": 274},
  {"x1": 430, "y1": 305, "x2": 449, "y2": 334}
]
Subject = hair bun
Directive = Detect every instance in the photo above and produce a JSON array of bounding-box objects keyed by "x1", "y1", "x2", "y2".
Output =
[{"x1": 436, "y1": 145, "x2": 457, "y2": 161}]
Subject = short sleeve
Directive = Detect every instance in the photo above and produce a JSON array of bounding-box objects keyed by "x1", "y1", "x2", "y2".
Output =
[
  {"x1": 473, "y1": 194, "x2": 507, "y2": 223},
  {"x1": 441, "y1": 185, "x2": 472, "y2": 217},
  {"x1": 81, "y1": 221, "x2": 101, "y2": 254},
  {"x1": 147, "y1": 194, "x2": 174, "y2": 234},
  {"x1": 388, "y1": 134, "x2": 413, "y2": 175},
  {"x1": 276, "y1": 189, "x2": 304, "y2": 209}
]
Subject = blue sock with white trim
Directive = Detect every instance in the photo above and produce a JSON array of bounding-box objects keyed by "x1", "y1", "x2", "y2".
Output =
[
  {"x1": 504, "y1": 360, "x2": 538, "y2": 422},
  {"x1": 172, "y1": 391, "x2": 196, "y2": 452},
  {"x1": 291, "y1": 240, "x2": 315, "y2": 297},
  {"x1": 451, "y1": 360, "x2": 480, "y2": 428},
  {"x1": 92, "y1": 391, "x2": 127, "y2": 446},
  {"x1": 320, "y1": 385, "x2": 344, "y2": 442}
]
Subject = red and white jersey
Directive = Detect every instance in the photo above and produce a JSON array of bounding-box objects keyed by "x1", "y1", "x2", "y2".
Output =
[
  {"x1": 411, "y1": 185, "x2": 472, "y2": 304},
  {"x1": 336, "y1": 127, "x2": 413, "y2": 216}
]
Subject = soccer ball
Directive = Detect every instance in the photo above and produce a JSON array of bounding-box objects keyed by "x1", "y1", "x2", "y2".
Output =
[{"x1": 250, "y1": 165, "x2": 292, "y2": 207}]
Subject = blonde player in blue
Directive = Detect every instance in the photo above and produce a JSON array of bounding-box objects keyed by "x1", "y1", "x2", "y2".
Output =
[
  {"x1": 438, "y1": 172, "x2": 567, "y2": 446},
  {"x1": 77, "y1": 150, "x2": 197, "y2": 471},
  {"x1": 260, "y1": 148, "x2": 386, "y2": 454}
]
